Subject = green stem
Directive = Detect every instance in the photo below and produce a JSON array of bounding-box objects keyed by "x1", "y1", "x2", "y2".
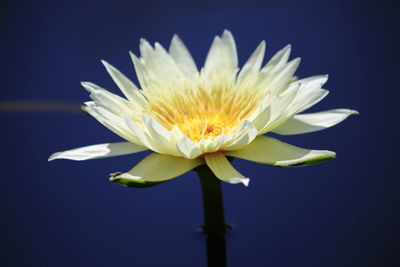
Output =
[{"x1": 195, "y1": 165, "x2": 228, "y2": 235}]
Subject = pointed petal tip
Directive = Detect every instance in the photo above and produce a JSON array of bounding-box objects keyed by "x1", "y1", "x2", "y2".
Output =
[
  {"x1": 293, "y1": 57, "x2": 301, "y2": 63},
  {"x1": 47, "y1": 153, "x2": 59, "y2": 161},
  {"x1": 283, "y1": 44, "x2": 292, "y2": 51},
  {"x1": 101, "y1": 59, "x2": 113, "y2": 70},
  {"x1": 222, "y1": 29, "x2": 232, "y2": 35},
  {"x1": 110, "y1": 172, "x2": 142, "y2": 182},
  {"x1": 80, "y1": 81, "x2": 96, "y2": 92}
]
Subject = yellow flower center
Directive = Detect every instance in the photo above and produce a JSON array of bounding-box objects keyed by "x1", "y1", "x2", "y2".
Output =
[{"x1": 145, "y1": 83, "x2": 263, "y2": 142}]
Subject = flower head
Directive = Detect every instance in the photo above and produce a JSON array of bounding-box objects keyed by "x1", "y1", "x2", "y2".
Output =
[{"x1": 49, "y1": 30, "x2": 357, "y2": 186}]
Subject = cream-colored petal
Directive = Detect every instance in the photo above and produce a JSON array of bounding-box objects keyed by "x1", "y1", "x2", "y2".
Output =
[
  {"x1": 129, "y1": 52, "x2": 150, "y2": 91},
  {"x1": 48, "y1": 142, "x2": 147, "y2": 161},
  {"x1": 221, "y1": 29, "x2": 238, "y2": 69},
  {"x1": 81, "y1": 82, "x2": 139, "y2": 117},
  {"x1": 124, "y1": 117, "x2": 156, "y2": 151},
  {"x1": 237, "y1": 41, "x2": 265, "y2": 84},
  {"x1": 112, "y1": 152, "x2": 204, "y2": 182},
  {"x1": 264, "y1": 58, "x2": 301, "y2": 95},
  {"x1": 261, "y1": 79, "x2": 330, "y2": 134},
  {"x1": 203, "y1": 30, "x2": 238, "y2": 79},
  {"x1": 225, "y1": 135, "x2": 336, "y2": 167},
  {"x1": 204, "y1": 153, "x2": 249, "y2": 186},
  {"x1": 262, "y1": 44, "x2": 291, "y2": 72},
  {"x1": 176, "y1": 135, "x2": 202, "y2": 159},
  {"x1": 272, "y1": 109, "x2": 359, "y2": 135},
  {"x1": 137, "y1": 40, "x2": 185, "y2": 91},
  {"x1": 249, "y1": 105, "x2": 272, "y2": 133},
  {"x1": 259, "y1": 84, "x2": 300, "y2": 134},
  {"x1": 224, "y1": 122, "x2": 258, "y2": 151},
  {"x1": 169, "y1": 35, "x2": 198, "y2": 79},
  {"x1": 296, "y1": 75, "x2": 328, "y2": 88},
  {"x1": 85, "y1": 102, "x2": 142, "y2": 144},
  {"x1": 101, "y1": 60, "x2": 147, "y2": 107}
]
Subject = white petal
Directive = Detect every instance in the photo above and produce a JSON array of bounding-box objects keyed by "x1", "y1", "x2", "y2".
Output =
[
  {"x1": 176, "y1": 135, "x2": 202, "y2": 159},
  {"x1": 81, "y1": 82, "x2": 139, "y2": 117},
  {"x1": 136, "y1": 40, "x2": 184, "y2": 90},
  {"x1": 112, "y1": 152, "x2": 204, "y2": 182},
  {"x1": 85, "y1": 102, "x2": 142, "y2": 144},
  {"x1": 237, "y1": 41, "x2": 265, "y2": 84},
  {"x1": 265, "y1": 58, "x2": 301, "y2": 95},
  {"x1": 129, "y1": 52, "x2": 150, "y2": 91},
  {"x1": 204, "y1": 153, "x2": 249, "y2": 186},
  {"x1": 141, "y1": 115, "x2": 182, "y2": 156},
  {"x1": 203, "y1": 30, "x2": 238, "y2": 79},
  {"x1": 221, "y1": 29, "x2": 238, "y2": 69},
  {"x1": 224, "y1": 121, "x2": 258, "y2": 151},
  {"x1": 225, "y1": 135, "x2": 336, "y2": 167},
  {"x1": 272, "y1": 109, "x2": 359, "y2": 135},
  {"x1": 261, "y1": 80, "x2": 330, "y2": 134},
  {"x1": 101, "y1": 60, "x2": 147, "y2": 107},
  {"x1": 169, "y1": 35, "x2": 198, "y2": 79},
  {"x1": 291, "y1": 87, "x2": 329, "y2": 115},
  {"x1": 249, "y1": 105, "x2": 272, "y2": 133},
  {"x1": 262, "y1": 44, "x2": 291, "y2": 72},
  {"x1": 124, "y1": 117, "x2": 155, "y2": 150},
  {"x1": 48, "y1": 142, "x2": 147, "y2": 161},
  {"x1": 297, "y1": 75, "x2": 328, "y2": 88},
  {"x1": 259, "y1": 85, "x2": 300, "y2": 134}
]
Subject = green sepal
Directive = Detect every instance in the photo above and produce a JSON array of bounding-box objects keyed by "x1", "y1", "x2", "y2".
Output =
[
  {"x1": 80, "y1": 105, "x2": 90, "y2": 115},
  {"x1": 109, "y1": 176, "x2": 163, "y2": 188},
  {"x1": 278, "y1": 154, "x2": 336, "y2": 167}
]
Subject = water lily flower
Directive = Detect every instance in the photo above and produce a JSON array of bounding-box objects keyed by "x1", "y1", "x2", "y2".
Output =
[{"x1": 49, "y1": 30, "x2": 357, "y2": 187}]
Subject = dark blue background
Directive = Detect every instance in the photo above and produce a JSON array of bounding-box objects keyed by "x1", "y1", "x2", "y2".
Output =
[{"x1": 1, "y1": 0, "x2": 399, "y2": 266}]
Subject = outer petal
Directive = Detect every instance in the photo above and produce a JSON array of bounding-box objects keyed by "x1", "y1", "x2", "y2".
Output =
[
  {"x1": 204, "y1": 153, "x2": 249, "y2": 186},
  {"x1": 272, "y1": 109, "x2": 359, "y2": 135},
  {"x1": 111, "y1": 153, "x2": 204, "y2": 182},
  {"x1": 225, "y1": 135, "x2": 336, "y2": 167},
  {"x1": 85, "y1": 102, "x2": 142, "y2": 145},
  {"x1": 48, "y1": 142, "x2": 147, "y2": 161},
  {"x1": 101, "y1": 60, "x2": 148, "y2": 107},
  {"x1": 81, "y1": 82, "x2": 140, "y2": 117}
]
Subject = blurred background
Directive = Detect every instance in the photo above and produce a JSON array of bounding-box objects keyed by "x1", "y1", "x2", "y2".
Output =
[{"x1": 1, "y1": 0, "x2": 399, "y2": 266}]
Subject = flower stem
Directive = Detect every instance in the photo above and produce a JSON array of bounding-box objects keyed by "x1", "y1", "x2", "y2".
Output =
[
  {"x1": 195, "y1": 165, "x2": 229, "y2": 267},
  {"x1": 195, "y1": 165, "x2": 228, "y2": 235}
]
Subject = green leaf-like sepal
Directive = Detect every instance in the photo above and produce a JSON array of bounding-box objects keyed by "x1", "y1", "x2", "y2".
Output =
[
  {"x1": 109, "y1": 175, "x2": 162, "y2": 188},
  {"x1": 80, "y1": 105, "x2": 90, "y2": 115},
  {"x1": 280, "y1": 154, "x2": 336, "y2": 167}
]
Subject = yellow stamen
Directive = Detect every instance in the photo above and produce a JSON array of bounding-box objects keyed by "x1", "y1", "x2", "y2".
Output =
[{"x1": 145, "y1": 82, "x2": 263, "y2": 142}]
